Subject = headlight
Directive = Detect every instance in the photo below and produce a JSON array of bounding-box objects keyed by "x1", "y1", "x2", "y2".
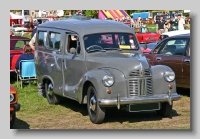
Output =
[
  {"x1": 10, "y1": 94, "x2": 15, "y2": 102},
  {"x1": 163, "y1": 71, "x2": 175, "y2": 82},
  {"x1": 102, "y1": 75, "x2": 114, "y2": 87}
]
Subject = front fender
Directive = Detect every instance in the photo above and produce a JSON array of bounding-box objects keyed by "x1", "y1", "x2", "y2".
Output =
[
  {"x1": 151, "y1": 65, "x2": 176, "y2": 94},
  {"x1": 81, "y1": 68, "x2": 127, "y2": 100}
]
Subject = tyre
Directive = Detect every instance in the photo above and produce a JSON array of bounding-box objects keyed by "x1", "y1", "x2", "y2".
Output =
[
  {"x1": 45, "y1": 82, "x2": 61, "y2": 104},
  {"x1": 87, "y1": 85, "x2": 105, "y2": 124},
  {"x1": 10, "y1": 112, "x2": 16, "y2": 128},
  {"x1": 156, "y1": 102, "x2": 172, "y2": 117}
]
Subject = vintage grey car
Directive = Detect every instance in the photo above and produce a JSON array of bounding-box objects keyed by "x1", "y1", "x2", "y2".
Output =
[{"x1": 34, "y1": 16, "x2": 181, "y2": 124}]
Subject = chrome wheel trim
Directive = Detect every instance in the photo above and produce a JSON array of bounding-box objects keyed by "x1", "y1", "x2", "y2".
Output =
[{"x1": 90, "y1": 95, "x2": 96, "y2": 113}]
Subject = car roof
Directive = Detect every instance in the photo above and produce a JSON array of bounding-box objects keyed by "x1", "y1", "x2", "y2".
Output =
[
  {"x1": 38, "y1": 18, "x2": 135, "y2": 37},
  {"x1": 161, "y1": 30, "x2": 190, "y2": 36},
  {"x1": 167, "y1": 33, "x2": 190, "y2": 39}
]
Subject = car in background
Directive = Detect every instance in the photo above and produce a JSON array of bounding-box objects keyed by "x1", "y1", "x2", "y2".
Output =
[
  {"x1": 10, "y1": 84, "x2": 20, "y2": 128},
  {"x1": 144, "y1": 34, "x2": 190, "y2": 89},
  {"x1": 134, "y1": 27, "x2": 160, "y2": 43},
  {"x1": 10, "y1": 36, "x2": 31, "y2": 74},
  {"x1": 11, "y1": 24, "x2": 28, "y2": 32},
  {"x1": 160, "y1": 30, "x2": 190, "y2": 40}
]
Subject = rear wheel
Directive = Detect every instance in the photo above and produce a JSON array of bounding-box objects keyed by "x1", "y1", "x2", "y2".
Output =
[
  {"x1": 156, "y1": 102, "x2": 172, "y2": 117},
  {"x1": 45, "y1": 82, "x2": 61, "y2": 104},
  {"x1": 87, "y1": 85, "x2": 105, "y2": 124}
]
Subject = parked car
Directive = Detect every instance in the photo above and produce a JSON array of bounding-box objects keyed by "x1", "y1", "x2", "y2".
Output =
[
  {"x1": 10, "y1": 84, "x2": 20, "y2": 128},
  {"x1": 160, "y1": 30, "x2": 190, "y2": 40},
  {"x1": 10, "y1": 36, "x2": 31, "y2": 74},
  {"x1": 140, "y1": 42, "x2": 157, "y2": 53},
  {"x1": 134, "y1": 27, "x2": 160, "y2": 43},
  {"x1": 144, "y1": 34, "x2": 190, "y2": 89},
  {"x1": 35, "y1": 17, "x2": 181, "y2": 124}
]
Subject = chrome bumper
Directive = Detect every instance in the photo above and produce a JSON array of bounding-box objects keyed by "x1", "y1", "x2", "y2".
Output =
[{"x1": 98, "y1": 92, "x2": 181, "y2": 109}]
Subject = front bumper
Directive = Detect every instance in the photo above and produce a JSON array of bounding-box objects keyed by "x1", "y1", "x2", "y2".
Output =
[
  {"x1": 10, "y1": 103, "x2": 21, "y2": 112},
  {"x1": 98, "y1": 92, "x2": 181, "y2": 109}
]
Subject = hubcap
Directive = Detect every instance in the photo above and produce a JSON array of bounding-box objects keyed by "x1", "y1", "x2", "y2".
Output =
[
  {"x1": 48, "y1": 84, "x2": 53, "y2": 96},
  {"x1": 90, "y1": 95, "x2": 96, "y2": 112}
]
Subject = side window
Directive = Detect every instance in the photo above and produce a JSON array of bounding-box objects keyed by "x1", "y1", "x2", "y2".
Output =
[
  {"x1": 38, "y1": 31, "x2": 47, "y2": 47},
  {"x1": 66, "y1": 34, "x2": 79, "y2": 54},
  {"x1": 153, "y1": 41, "x2": 165, "y2": 54},
  {"x1": 159, "y1": 39, "x2": 188, "y2": 56},
  {"x1": 15, "y1": 40, "x2": 29, "y2": 49},
  {"x1": 49, "y1": 32, "x2": 61, "y2": 50}
]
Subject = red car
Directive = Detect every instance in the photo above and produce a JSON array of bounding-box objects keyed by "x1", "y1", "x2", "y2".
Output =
[
  {"x1": 10, "y1": 84, "x2": 20, "y2": 128},
  {"x1": 134, "y1": 27, "x2": 160, "y2": 43},
  {"x1": 10, "y1": 36, "x2": 31, "y2": 74}
]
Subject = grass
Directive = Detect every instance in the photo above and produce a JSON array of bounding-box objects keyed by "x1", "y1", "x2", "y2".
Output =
[{"x1": 10, "y1": 75, "x2": 190, "y2": 129}]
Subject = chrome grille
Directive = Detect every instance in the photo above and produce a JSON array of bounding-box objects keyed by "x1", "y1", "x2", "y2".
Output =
[
  {"x1": 129, "y1": 69, "x2": 152, "y2": 77},
  {"x1": 146, "y1": 78, "x2": 153, "y2": 96},
  {"x1": 128, "y1": 79, "x2": 139, "y2": 96},
  {"x1": 128, "y1": 78, "x2": 153, "y2": 97}
]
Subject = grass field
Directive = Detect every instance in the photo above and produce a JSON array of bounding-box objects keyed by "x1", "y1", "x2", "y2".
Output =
[{"x1": 10, "y1": 75, "x2": 190, "y2": 129}]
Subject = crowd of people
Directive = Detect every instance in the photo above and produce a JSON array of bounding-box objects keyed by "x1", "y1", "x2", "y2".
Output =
[{"x1": 156, "y1": 14, "x2": 187, "y2": 34}]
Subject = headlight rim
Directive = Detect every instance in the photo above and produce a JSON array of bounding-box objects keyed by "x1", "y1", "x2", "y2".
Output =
[
  {"x1": 10, "y1": 94, "x2": 15, "y2": 102},
  {"x1": 163, "y1": 71, "x2": 175, "y2": 82},
  {"x1": 102, "y1": 74, "x2": 115, "y2": 87}
]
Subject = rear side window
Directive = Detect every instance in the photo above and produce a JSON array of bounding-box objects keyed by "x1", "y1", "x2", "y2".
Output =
[
  {"x1": 49, "y1": 32, "x2": 61, "y2": 50},
  {"x1": 38, "y1": 31, "x2": 47, "y2": 47}
]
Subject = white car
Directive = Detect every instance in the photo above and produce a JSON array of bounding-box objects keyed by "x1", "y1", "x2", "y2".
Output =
[{"x1": 160, "y1": 30, "x2": 190, "y2": 40}]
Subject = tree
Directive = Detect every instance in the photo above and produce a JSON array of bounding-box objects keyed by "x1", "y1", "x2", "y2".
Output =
[{"x1": 82, "y1": 10, "x2": 98, "y2": 18}]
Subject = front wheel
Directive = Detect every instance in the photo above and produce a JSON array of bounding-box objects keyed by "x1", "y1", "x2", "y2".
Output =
[
  {"x1": 87, "y1": 85, "x2": 105, "y2": 124},
  {"x1": 156, "y1": 102, "x2": 172, "y2": 117},
  {"x1": 10, "y1": 113, "x2": 16, "y2": 128}
]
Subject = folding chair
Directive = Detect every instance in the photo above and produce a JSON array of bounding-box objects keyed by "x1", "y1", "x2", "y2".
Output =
[{"x1": 17, "y1": 59, "x2": 37, "y2": 88}]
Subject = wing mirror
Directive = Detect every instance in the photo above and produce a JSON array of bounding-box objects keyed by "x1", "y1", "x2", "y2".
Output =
[{"x1": 143, "y1": 44, "x2": 147, "y2": 50}]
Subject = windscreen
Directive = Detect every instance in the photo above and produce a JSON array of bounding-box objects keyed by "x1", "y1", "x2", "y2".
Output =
[{"x1": 84, "y1": 33, "x2": 139, "y2": 52}]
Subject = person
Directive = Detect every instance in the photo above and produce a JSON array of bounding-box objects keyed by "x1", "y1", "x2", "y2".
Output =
[
  {"x1": 10, "y1": 29, "x2": 15, "y2": 36},
  {"x1": 156, "y1": 16, "x2": 165, "y2": 34},
  {"x1": 177, "y1": 14, "x2": 185, "y2": 31},
  {"x1": 115, "y1": 17, "x2": 119, "y2": 22},
  {"x1": 15, "y1": 44, "x2": 34, "y2": 70},
  {"x1": 137, "y1": 16, "x2": 141, "y2": 23},
  {"x1": 29, "y1": 19, "x2": 43, "y2": 50},
  {"x1": 164, "y1": 19, "x2": 171, "y2": 32},
  {"x1": 29, "y1": 32, "x2": 36, "y2": 51}
]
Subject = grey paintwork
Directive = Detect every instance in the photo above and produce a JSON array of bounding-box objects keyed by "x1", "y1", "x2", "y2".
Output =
[{"x1": 34, "y1": 18, "x2": 180, "y2": 107}]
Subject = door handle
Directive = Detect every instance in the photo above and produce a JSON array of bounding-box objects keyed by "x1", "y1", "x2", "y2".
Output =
[
  {"x1": 156, "y1": 57, "x2": 161, "y2": 61},
  {"x1": 184, "y1": 59, "x2": 190, "y2": 63}
]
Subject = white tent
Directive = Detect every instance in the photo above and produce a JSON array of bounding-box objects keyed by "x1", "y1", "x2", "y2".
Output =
[
  {"x1": 184, "y1": 10, "x2": 190, "y2": 13},
  {"x1": 10, "y1": 12, "x2": 22, "y2": 19}
]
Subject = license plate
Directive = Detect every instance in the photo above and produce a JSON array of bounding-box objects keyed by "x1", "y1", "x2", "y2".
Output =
[{"x1": 128, "y1": 103, "x2": 160, "y2": 112}]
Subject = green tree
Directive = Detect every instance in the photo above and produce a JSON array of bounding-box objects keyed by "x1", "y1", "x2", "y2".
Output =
[{"x1": 82, "y1": 10, "x2": 98, "y2": 18}]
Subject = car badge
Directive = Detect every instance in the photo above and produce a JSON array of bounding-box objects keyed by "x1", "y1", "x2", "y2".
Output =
[{"x1": 140, "y1": 70, "x2": 145, "y2": 75}]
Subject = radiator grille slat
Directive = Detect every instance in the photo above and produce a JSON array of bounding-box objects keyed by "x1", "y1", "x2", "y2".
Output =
[{"x1": 128, "y1": 69, "x2": 153, "y2": 97}]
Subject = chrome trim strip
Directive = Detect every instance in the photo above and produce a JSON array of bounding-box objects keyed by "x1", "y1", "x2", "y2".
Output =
[{"x1": 98, "y1": 93, "x2": 181, "y2": 106}]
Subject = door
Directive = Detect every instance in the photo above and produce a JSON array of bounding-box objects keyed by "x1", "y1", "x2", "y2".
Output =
[
  {"x1": 182, "y1": 42, "x2": 190, "y2": 88},
  {"x1": 145, "y1": 41, "x2": 165, "y2": 66},
  {"x1": 62, "y1": 33, "x2": 85, "y2": 98},
  {"x1": 152, "y1": 38, "x2": 189, "y2": 86},
  {"x1": 46, "y1": 31, "x2": 64, "y2": 96}
]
